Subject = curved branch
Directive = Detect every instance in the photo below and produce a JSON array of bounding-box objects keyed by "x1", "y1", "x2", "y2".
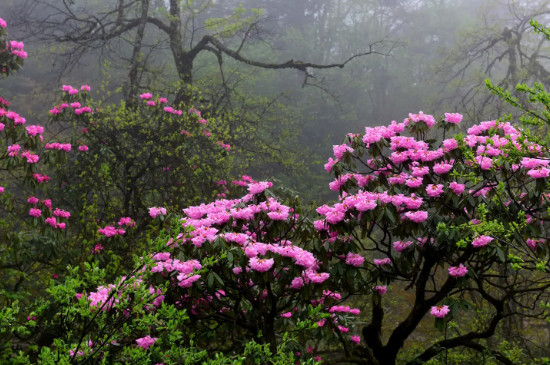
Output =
[{"x1": 198, "y1": 35, "x2": 391, "y2": 72}]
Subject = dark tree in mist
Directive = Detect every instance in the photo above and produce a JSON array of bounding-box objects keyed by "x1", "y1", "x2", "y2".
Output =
[{"x1": 13, "y1": 0, "x2": 387, "y2": 106}]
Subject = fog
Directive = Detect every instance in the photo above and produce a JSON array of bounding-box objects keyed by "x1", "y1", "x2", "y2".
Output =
[{"x1": 2, "y1": 0, "x2": 550, "y2": 199}]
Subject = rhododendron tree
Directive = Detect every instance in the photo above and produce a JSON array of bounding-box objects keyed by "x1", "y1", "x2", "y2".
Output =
[
  {"x1": 318, "y1": 112, "x2": 550, "y2": 364},
  {"x1": 4, "y1": 13, "x2": 550, "y2": 365},
  {"x1": 0, "y1": 17, "x2": 233, "y2": 344},
  {"x1": 47, "y1": 86, "x2": 233, "y2": 223}
]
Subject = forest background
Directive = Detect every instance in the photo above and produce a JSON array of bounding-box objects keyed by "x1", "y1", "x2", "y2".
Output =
[{"x1": 2, "y1": 0, "x2": 550, "y2": 364}]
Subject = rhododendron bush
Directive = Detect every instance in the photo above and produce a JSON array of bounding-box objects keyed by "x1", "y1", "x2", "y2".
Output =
[
  {"x1": 3, "y1": 15, "x2": 550, "y2": 365},
  {"x1": 0, "y1": 15, "x2": 234, "y2": 309},
  {"x1": 12, "y1": 113, "x2": 550, "y2": 364}
]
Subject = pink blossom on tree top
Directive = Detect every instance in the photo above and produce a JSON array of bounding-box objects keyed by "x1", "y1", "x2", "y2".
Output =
[
  {"x1": 373, "y1": 258, "x2": 391, "y2": 266},
  {"x1": 404, "y1": 210, "x2": 428, "y2": 223},
  {"x1": 526, "y1": 238, "x2": 543, "y2": 250},
  {"x1": 21, "y1": 150, "x2": 39, "y2": 164},
  {"x1": 7, "y1": 144, "x2": 20, "y2": 156},
  {"x1": 248, "y1": 257, "x2": 274, "y2": 272},
  {"x1": 393, "y1": 240, "x2": 413, "y2": 252},
  {"x1": 405, "y1": 111, "x2": 436, "y2": 127},
  {"x1": 471, "y1": 235, "x2": 494, "y2": 247},
  {"x1": 449, "y1": 182, "x2": 465, "y2": 194},
  {"x1": 426, "y1": 184, "x2": 444, "y2": 198},
  {"x1": 0, "y1": 18, "x2": 6, "y2": 28},
  {"x1": 98, "y1": 226, "x2": 125, "y2": 237},
  {"x1": 135, "y1": 335, "x2": 158, "y2": 350},
  {"x1": 27, "y1": 196, "x2": 39, "y2": 205},
  {"x1": 345, "y1": 252, "x2": 365, "y2": 267},
  {"x1": 305, "y1": 270, "x2": 330, "y2": 284},
  {"x1": 53, "y1": 208, "x2": 71, "y2": 219},
  {"x1": 29, "y1": 208, "x2": 41, "y2": 217},
  {"x1": 442, "y1": 138, "x2": 458, "y2": 151},
  {"x1": 149, "y1": 207, "x2": 167, "y2": 218},
  {"x1": 520, "y1": 157, "x2": 549, "y2": 169},
  {"x1": 430, "y1": 305, "x2": 450, "y2": 318},
  {"x1": 26, "y1": 125, "x2": 44, "y2": 137},
  {"x1": 444, "y1": 113, "x2": 463, "y2": 124},
  {"x1": 140, "y1": 93, "x2": 153, "y2": 100},
  {"x1": 527, "y1": 167, "x2": 550, "y2": 179},
  {"x1": 333, "y1": 144, "x2": 354, "y2": 159},
  {"x1": 433, "y1": 160, "x2": 454, "y2": 175},
  {"x1": 247, "y1": 181, "x2": 272, "y2": 195},
  {"x1": 290, "y1": 277, "x2": 304, "y2": 289},
  {"x1": 448, "y1": 263, "x2": 468, "y2": 277}
]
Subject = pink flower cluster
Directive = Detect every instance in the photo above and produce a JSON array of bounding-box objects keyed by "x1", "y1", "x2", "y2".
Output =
[
  {"x1": 45, "y1": 142, "x2": 71, "y2": 152},
  {"x1": 430, "y1": 305, "x2": 450, "y2": 318},
  {"x1": 98, "y1": 226, "x2": 125, "y2": 237},
  {"x1": 149, "y1": 207, "x2": 167, "y2": 218},
  {"x1": 136, "y1": 335, "x2": 158, "y2": 350},
  {"x1": 448, "y1": 263, "x2": 468, "y2": 277}
]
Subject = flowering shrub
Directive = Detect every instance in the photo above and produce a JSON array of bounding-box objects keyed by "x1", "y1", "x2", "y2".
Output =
[
  {"x1": 3, "y1": 15, "x2": 550, "y2": 365},
  {"x1": 318, "y1": 112, "x2": 550, "y2": 364},
  {"x1": 0, "y1": 17, "x2": 26, "y2": 76}
]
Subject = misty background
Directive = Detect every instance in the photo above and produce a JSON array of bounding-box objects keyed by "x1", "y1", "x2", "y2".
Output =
[{"x1": 2, "y1": 0, "x2": 550, "y2": 201}]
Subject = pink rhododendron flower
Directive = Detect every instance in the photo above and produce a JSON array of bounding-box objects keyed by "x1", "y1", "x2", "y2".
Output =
[
  {"x1": 430, "y1": 305, "x2": 450, "y2": 318},
  {"x1": 140, "y1": 93, "x2": 152, "y2": 100},
  {"x1": 471, "y1": 235, "x2": 494, "y2": 247},
  {"x1": 350, "y1": 335, "x2": 361, "y2": 344},
  {"x1": 118, "y1": 217, "x2": 135, "y2": 227},
  {"x1": 426, "y1": 184, "x2": 444, "y2": 197},
  {"x1": 432, "y1": 160, "x2": 454, "y2": 174},
  {"x1": 475, "y1": 156, "x2": 493, "y2": 170},
  {"x1": 26, "y1": 125, "x2": 44, "y2": 137},
  {"x1": 53, "y1": 208, "x2": 71, "y2": 219},
  {"x1": 0, "y1": 186, "x2": 3, "y2": 194},
  {"x1": 136, "y1": 335, "x2": 158, "y2": 350},
  {"x1": 248, "y1": 257, "x2": 274, "y2": 272},
  {"x1": 404, "y1": 210, "x2": 428, "y2": 223},
  {"x1": 149, "y1": 207, "x2": 167, "y2": 218},
  {"x1": 374, "y1": 285, "x2": 387, "y2": 295},
  {"x1": 33, "y1": 173, "x2": 50, "y2": 183},
  {"x1": 405, "y1": 176, "x2": 423, "y2": 188},
  {"x1": 280, "y1": 312, "x2": 292, "y2": 318},
  {"x1": 393, "y1": 240, "x2": 413, "y2": 252},
  {"x1": 290, "y1": 277, "x2": 304, "y2": 289},
  {"x1": 42, "y1": 199, "x2": 52, "y2": 210},
  {"x1": 21, "y1": 150, "x2": 39, "y2": 164},
  {"x1": 444, "y1": 113, "x2": 463, "y2": 124},
  {"x1": 0, "y1": 18, "x2": 6, "y2": 28},
  {"x1": 176, "y1": 273, "x2": 201, "y2": 288},
  {"x1": 29, "y1": 208, "x2": 41, "y2": 217},
  {"x1": 98, "y1": 226, "x2": 125, "y2": 237},
  {"x1": 448, "y1": 263, "x2": 468, "y2": 277},
  {"x1": 442, "y1": 139, "x2": 458, "y2": 152},
  {"x1": 7, "y1": 144, "x2": 21, "y2": 156},
  {"x1": 449, "y1": 182, "x2": 465, "y2": 194},
  {"x1": 527, "y1": 167, "x2": 550, "y2": 179},
  {"x1": 373, "y1": 258, "x2": 391, "y2": 266},
  {"x1": 91, "y1": 243, "x2": 103, "y2": 254},
  {"x1": 405, "y1": 111, "x2": 436, "y2": 127},
  {"x1": 333, "y1": 144, "x2": 354, "y2": 159},
  {"x1": 305, "y1": 270, "x2": 330, "y2": 284},
  {"x1": 248, "y1": 181, "x2": 272, "y2": 195},
  {"x1": 345, "y1": 252, "x2": 365, "y2": 267}
]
